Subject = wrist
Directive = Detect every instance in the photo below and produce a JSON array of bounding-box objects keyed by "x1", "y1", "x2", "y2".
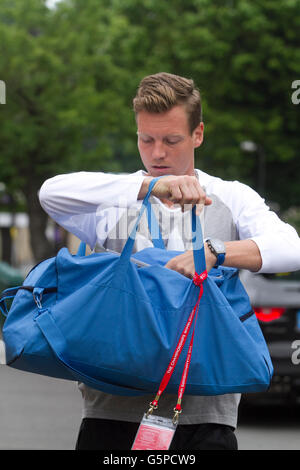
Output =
[
  {"x1": 204, "y1": 243, "x2": 217, "y2": 271},
  {"x1": 205, "y1": 238, "x2": 226, "y2": 268},
  {"x1": 138, "y1": 176, "x2": 154, "y2": 200}
]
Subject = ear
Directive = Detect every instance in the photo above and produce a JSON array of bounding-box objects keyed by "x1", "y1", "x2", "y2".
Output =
[{"x1": 192, "y1": 122, "x2": 204, "y2": 148}]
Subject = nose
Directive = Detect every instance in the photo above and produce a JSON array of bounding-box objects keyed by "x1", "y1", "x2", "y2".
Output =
[{"x1": 152, "y1": 140, "x2": 166, "y2": 160}]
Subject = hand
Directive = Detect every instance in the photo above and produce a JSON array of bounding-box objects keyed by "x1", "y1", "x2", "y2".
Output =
[
  {"x1": 165, "y1": 244, "x2": 217, "y2": 279},
  {"x1": 139, "y1": 175, "x2": 212, "y2": 213}
]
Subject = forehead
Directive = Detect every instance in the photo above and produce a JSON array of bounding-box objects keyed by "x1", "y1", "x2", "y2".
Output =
[{"x1": 136, "y1": 105, "x2": 190, "y2": 135}]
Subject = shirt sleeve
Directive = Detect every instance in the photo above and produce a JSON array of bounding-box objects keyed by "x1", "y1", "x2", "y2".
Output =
[
  {"x1": 39, "y1": 171, "x2": 146, "y2": 248},
  {"x1": 208, "y1": 178, "x2": 300, "y2": 274}
]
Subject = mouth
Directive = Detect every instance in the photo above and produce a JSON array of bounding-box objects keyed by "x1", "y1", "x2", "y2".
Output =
[
  {"x1": 151, "y1": 166, "x2": 171, "y2": 176},
  {"x1": 152, "y1": 166, "x2": 170, "y2": 172}
]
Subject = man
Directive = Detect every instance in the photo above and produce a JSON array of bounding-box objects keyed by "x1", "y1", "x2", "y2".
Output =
[{"x1": 39, "y1": 72, "x2": 300, "y2": 450}]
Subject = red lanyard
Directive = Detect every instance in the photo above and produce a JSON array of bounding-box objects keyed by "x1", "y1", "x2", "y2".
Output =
[{"x1": 147, "y1": 270, "x2": 207, "y2": 423}]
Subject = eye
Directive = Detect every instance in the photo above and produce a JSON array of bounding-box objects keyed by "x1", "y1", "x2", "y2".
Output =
[
  {"x1": 140, "y1": 136, "x2": 153, "y2": 144},
  {"x1": 165, "y1": 138, "x2": 181, "y2": 145}
]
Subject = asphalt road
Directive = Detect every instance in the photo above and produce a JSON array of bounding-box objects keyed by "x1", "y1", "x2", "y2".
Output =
[
  {"x1": 1, "y1": 364, "x2": 300, "y2": 450},
  {"x1": 237, "y1": 401, "x2": 300, "y2": 450},
  {"x1": 0, "y1": 365, "x2": 82, "y2": 450}
]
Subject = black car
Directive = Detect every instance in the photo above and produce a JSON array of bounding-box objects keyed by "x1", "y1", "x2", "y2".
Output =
[{"x1": 240, "y1": 269, "x2": 300, "y2": 404}]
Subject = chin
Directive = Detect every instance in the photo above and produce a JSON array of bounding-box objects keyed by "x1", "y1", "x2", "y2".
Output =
[{"x1": 150, "y1": 168, "x2": 172, "y2": 177}]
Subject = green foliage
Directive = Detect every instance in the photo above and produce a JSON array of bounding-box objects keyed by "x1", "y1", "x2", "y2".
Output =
[
  {"x1": 106, "y1": 0, "x2": 300, "y2": 208},
  {"x1": 0, "y1": 0, "x2": 299, "y2": 229}
]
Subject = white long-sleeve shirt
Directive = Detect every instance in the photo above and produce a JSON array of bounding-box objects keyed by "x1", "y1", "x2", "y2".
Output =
[
  {"x1": 39, "y1": 169, "x2": 300, "y2": 274},
  {"x1": 38, "y1": 168, "x2": 300, "y2": 427}
]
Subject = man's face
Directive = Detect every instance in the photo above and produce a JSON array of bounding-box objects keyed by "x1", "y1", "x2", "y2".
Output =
[{"x1": 137, "y1": 105, "x2": 204, "y2": 177}]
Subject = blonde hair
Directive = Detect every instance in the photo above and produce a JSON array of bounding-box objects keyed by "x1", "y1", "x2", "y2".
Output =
[{"x1": 133, "y1": 72, "x2": 202, "y2": 134}]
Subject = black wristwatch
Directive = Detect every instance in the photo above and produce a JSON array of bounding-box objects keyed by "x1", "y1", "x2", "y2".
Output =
[{"x1": 205, "y1": 238, "x2": 226, "y2": 267}]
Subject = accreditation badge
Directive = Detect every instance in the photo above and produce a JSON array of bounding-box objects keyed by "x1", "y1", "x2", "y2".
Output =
[{"x1": 131, "y1": 414, "x2": 177, "y2": 450}]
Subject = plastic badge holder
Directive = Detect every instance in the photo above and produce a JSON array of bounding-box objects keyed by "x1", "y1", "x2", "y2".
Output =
[{"x1": 132, "y1": 413, "x2": 177, "y2": 450}]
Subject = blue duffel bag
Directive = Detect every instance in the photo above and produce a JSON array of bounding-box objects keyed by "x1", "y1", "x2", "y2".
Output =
[{"x1": 0, "y1": 178, "x2": 273, "y2": 396}]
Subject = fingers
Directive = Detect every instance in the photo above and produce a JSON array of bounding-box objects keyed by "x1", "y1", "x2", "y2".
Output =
[
  {"x1": 152, "y1": 175, "x2": 212, "y2": 211},
  {"x1": 165, "y1": 251, "x2": 195, "y2": 279},
  {"x1": 168, "y1": 182, "x2": 183, "y2": 203}
]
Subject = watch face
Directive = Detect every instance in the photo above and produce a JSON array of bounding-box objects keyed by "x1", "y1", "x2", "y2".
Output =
[{"x1": 211, "y1": 239, "x2": 225, "y2": 254}]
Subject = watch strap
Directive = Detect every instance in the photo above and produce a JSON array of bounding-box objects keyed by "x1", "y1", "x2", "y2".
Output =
[
  {"x1": 215, "y1": 253, "x2": 225, "y2": 267},
  {"x1": 206, "y1": 238, "x2": 226, "y2": 267}
]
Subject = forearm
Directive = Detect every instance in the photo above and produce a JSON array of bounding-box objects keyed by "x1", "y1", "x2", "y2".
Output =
[
  {"x1": 166, "y1": 239, "x2": 262, "y2": 278},
  {"x1": 222, "y1": 239, "x2": 262, "y2": 273},
  {"x1": 38, "y1": 171, "x2": 146, "y2": 249},
  {"x1": 40, "y1": 171, "x2": 145, "y2": 216}
]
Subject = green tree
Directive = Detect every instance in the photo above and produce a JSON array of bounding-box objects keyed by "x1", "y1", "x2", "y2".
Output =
[
  {"x1": 0, "y1": 0, "x2": 132, "y2": 261},
  {"x1": 0, "y1": 0, "x2": 299, "y2": 263},
  {"x1": 108, "y1": 0, "x2": 300, "y2": 209}
]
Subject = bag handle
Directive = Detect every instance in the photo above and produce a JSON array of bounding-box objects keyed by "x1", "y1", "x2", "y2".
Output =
[
  {"x1": 146, "y1": 198, "x2": 165, "y2": 249},
  {"x1": 76, "y1": 180, "x2": 165, "y2": 254},
  {"x1": 75, "y1": 176, "x2": 206, "y2": 275},
  {"x1": 117, "y1": 177, "x2": 206, "y2": 274},
  {"x1": 0, "y1": 286, "x2": 57, "y2": 317},
  {"x1": 76, "y1": 241, "x2": 86, "y2": 256},
  {"x1": 35, "y1": 307, "x2": 148, "y2": 396}
]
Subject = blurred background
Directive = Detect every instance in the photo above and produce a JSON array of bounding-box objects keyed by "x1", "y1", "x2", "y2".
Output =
[{"x1": 0, "y1": 0, "x2": 299, "y2": 450}]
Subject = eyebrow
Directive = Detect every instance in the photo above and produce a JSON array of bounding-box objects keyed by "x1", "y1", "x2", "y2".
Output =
[{"x1": 137, "y1": 132, "x2": 184, "y2": 139}]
